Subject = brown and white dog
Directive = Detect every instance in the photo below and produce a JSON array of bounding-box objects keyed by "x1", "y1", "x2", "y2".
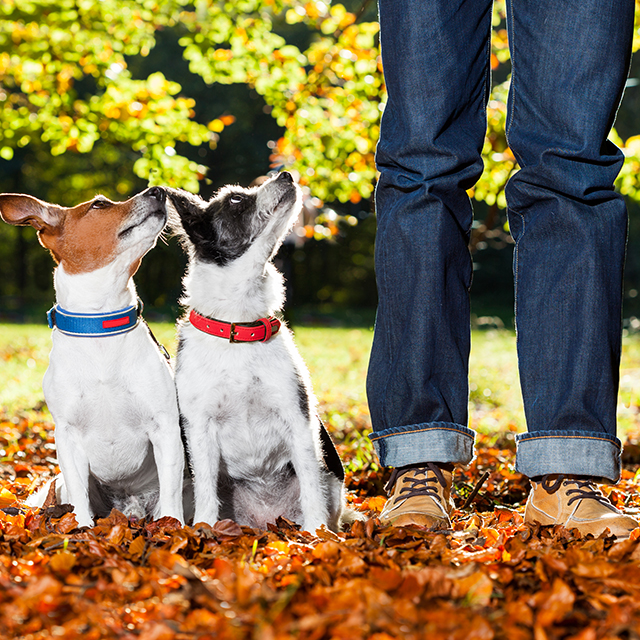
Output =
[{"x1": 0, "y1": 189, "x2": 187, "y2": 527}]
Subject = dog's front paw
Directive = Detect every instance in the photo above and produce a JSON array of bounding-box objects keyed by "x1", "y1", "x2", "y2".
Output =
[
  {"x1": 157, "y1": 507, "x2": 185, "y2": 526},
  {"x1": 74, "y1": 512, "x2": 95, "y2": 529},
  {"x1": 192, "y1": 511, "x2": 218, "y2": 527}
]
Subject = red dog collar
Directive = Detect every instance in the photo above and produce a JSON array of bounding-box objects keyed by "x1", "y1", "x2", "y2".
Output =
[{"x1": 189, "y1": 309, "x2": 281, "y2": 343}]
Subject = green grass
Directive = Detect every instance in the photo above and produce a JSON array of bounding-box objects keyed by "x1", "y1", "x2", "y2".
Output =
[
  {"x1": 620, "y1": 334, "x2": 640, "y2": 437},
  {"x1": 293, "y1": 327, "x2": 372, "y2": 410},
  {"x1": 0, "y1": 324, "x2": 52, "y2": 415},
  {"x1": 0, "y1": 323, "x2": 638, "y2": 443}
]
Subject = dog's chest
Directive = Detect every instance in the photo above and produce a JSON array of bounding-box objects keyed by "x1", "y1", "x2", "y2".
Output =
[
  {"x1": 44, "y1": 328, "x2": 176, "y2": 437},
  {"x1": 177, "y1": 329, "x2": 305, "y2": 472}
]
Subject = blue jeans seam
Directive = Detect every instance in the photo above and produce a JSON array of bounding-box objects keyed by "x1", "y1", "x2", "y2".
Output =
[
  {"x1": 505, "y1": 0, "x2": 517, "y2": 151},
  {"x1": 517, "y1": 433, "x2": 621, "y2": 447},
  {"x1": 378, "y1": 436, "x2": 387, "y2": 461},
  {"x1": 369, "y1": 425, "x2": 474, "y2": 442},
  {"x1": 376, "y1": 186, "x2": 393, "y2": 433},
  {"x1": 482, "y1": 17, "x2": 491, "y2": 108},
  {"x1": 504, "y1": 0, "x2": 526, "y2": 339},
  {"x1": 510, "y1": 207, "x2": 525, "y2": 325}
]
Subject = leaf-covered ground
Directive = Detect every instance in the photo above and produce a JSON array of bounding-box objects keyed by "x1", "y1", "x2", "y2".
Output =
[{"x1": 0, "y1": 325, "x2": 640, "y2": 639}]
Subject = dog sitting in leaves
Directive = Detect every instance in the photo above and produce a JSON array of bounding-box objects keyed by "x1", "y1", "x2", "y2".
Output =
[{"x1": 166, "y1": 172, "x2": 347, "y2": 533}]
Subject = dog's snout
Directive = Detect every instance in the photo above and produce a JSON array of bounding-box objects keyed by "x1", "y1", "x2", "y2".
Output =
[
  {"x1": 277, "y1": 171, "x2": 293, "y2": 183},
  {"x1": 146, "y1": 186, "x2": 166, "y2": 204}
]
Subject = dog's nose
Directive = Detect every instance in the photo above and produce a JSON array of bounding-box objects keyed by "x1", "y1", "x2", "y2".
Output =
[
  {"x1": 146, "y1": 186, "x2": 166, "y2": 203},
  {"x1": 277, "y1": 171, "x2": 293, "y2": 183}
]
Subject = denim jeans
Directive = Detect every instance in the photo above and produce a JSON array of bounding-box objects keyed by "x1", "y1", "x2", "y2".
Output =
[{"x1": 367, "y1": 0, "x2": 634, "y2": 482}]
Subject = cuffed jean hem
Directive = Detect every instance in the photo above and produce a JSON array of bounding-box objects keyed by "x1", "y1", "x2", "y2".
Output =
[
  {"x1": 515, "y1": 430, "x2": 622, "y2": 482},
  {"x1": 368, "y1": 422, "x2": 476, "y2": 468}
]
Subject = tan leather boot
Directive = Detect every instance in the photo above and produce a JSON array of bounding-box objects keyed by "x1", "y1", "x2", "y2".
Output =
[
  {"x1": 379, "y1": 463, "x2": 454, "y2": 529},
  {"x1": 525, "y1": 475, "x2": 638, "y2": 539}
]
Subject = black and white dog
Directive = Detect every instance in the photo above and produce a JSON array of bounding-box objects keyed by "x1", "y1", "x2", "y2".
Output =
[{"x1": 167, "y1": 172, "x2": 346, "y2": 532}]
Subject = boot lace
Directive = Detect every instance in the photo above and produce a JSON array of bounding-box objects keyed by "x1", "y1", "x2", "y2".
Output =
[
  {"x1": 541, "y1": 475, "x2": 617, "y2": 511},
  {"x1": 385, "y1": 462, "x2": 447, "y2": 500}
]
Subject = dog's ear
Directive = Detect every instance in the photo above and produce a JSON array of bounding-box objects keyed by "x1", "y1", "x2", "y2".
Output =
[{"x1": 0, "y1": 194, "x2": 62, "y2": 231}]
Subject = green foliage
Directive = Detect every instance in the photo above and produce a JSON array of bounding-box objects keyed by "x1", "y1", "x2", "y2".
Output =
[
  {"x1": 174, "y1": 0, "x2": 380, "y2": 203},
  {"x1": 3, "y1": 0, "x2": 640, "y2": 206},
  {"x1": 0, "y1": 0, "x2": 380, "y2": 202},
  {"x1": 1, "y1": 0, "x2": 639, "y2": 318},
  {"x1": 0, "y1": 0, "x2": 212, "y2": 190}
]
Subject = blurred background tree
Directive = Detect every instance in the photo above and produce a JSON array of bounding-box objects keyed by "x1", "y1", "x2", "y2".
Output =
[{"x1": 0, "y1": 0, "x2": 638, "y2": 329}]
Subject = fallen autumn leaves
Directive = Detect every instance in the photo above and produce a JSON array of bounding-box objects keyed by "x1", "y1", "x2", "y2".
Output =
[{"x1": 2, "y1": 413, "x2": 640, "y2": 639}]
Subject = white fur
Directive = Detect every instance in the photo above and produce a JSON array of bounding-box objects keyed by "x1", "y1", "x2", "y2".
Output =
[
  {"x1": 173, "y1": 175, "x2": 344, "y2": 533},
  {"x1": 27, "y1": 194, "x2": 186, "y2": 527}
]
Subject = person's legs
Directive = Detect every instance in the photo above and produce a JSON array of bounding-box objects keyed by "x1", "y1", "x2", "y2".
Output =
[
  {"x1": 505, "y1": 0, "x2": 637, "y2": 537},
  {"x1": 504, "y1": 0, "x2": 634, "y2": 480},
  {"x1": 368, "y1": 0, "x2": 493, "y2": 473},
  {"x1": 368, "y1": 0, "x2": 493, "y2": 528}
]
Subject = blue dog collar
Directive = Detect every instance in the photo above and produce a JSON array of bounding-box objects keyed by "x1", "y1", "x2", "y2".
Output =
[{"x1": 47, "y1": 300, "x2": 142, "y2": 337}]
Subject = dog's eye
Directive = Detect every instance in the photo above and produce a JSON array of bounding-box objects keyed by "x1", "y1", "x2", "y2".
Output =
[
  {"x1": 90, "y1": 199, "x2": 111, "y2": 209},
  {"x1": 229, "y1": 195, "x2": 244, "y2": 205}
]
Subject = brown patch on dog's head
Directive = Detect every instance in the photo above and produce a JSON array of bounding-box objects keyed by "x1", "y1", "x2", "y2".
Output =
[
  {"x1": 50, "y1": 198, "x2": 136, "y2": 273},
  {"x1": 0, "y1": 191, "x2": 165, "y2": 274}
]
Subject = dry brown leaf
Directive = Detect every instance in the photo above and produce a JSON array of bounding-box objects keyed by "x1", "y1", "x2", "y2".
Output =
[
  {"x1": 505, "y1": 599, "x2": 534, "y2": 627},
  {"x1": 454, "y1": 570, "x2": 494, "y2": 606},
  {"x1": 565, "y1": 627, "x2": 597, "y2": 640},
  {"x1": 337, "y1": 549, "x2": 367, "y2": 575},
  {"x1": 467, "y1": 616, "x2": 495, "y2": 640},
  {"x1": 48, "y1": 549, "x2": 76, "y2": 574},
  {"x1": 571, "y1": 561, "x2": 619, "y2": 579},
  {"x1": 107, "y1": 522, "x2": 127, "y2": 545},
  {"x1": 312, "y1": 540, "x2": 341, "y2": 560},
  {"x1": 0, "y1": 487, "x2": 17, "y2": 507},
  {"x1": 129, "y1": 535, "x2": 146, "y2": 557},
  {"x1": 535, "y1": 578, "x2": 575, "y2": 627},
  {"x1": 210, "y1": 518, "x2": 243, "y2": 539},
  {"x1": 368, "y1": 566, "x2": 403, "y2": 592},
  {"x1": 52, "y1": 511, "x2": 78, "y2": 534}
]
